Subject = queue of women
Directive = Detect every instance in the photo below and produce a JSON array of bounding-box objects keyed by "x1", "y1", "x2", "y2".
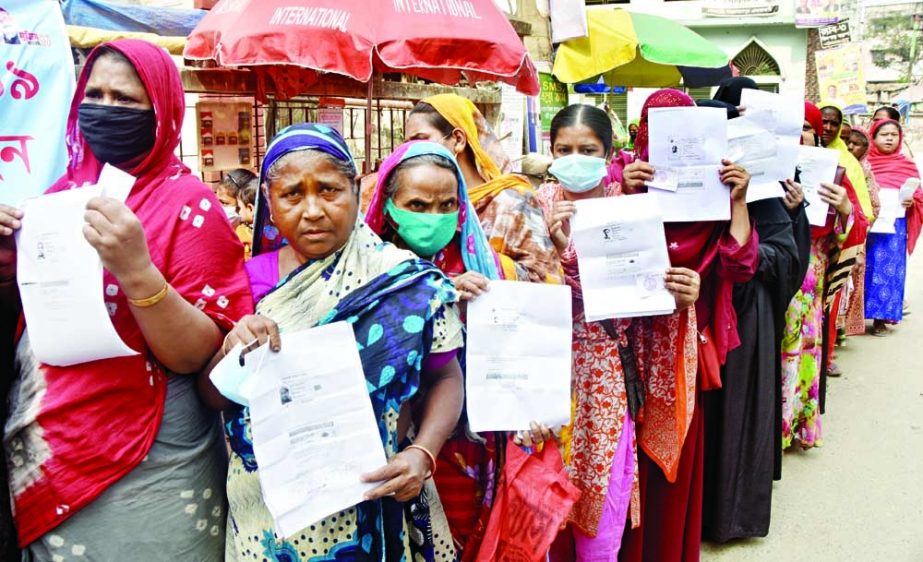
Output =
[{"x1": 0, "y1": 39, "x2": 920, "y2": 562}]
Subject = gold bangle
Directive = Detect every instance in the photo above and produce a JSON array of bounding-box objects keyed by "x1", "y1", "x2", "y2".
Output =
[
  {"x1": 128, "y1": 282, "x2": 170, "y2": 308},
  {"x1": 405, "y1": 444, "x2": 437, "y2": 479}
]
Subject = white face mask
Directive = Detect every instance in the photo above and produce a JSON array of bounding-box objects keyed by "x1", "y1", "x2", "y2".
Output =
[
  {"x1": 548, "y1": 154, "x2": 608, "y2": 193},
  {"x1": 223, "y1": 205, "x2": 239, "y2": 221}
]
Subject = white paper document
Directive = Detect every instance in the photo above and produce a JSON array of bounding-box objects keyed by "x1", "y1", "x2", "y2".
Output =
[
  {"x1": 796, "y1": 146, "x2": 840, "y2": 227},
  {"x1": 871, "y1": 189, "x2": 900, "y2": 234},
  {"x1": 15, "y1": 165, "x2": 137, "y2": 366},
  {"x1": 646, "y1": 107, "x2": 730, "y2": 222},
  {"x1": 242, "y1": 322, "x2": 388, "y2": 539},
  {"x1": 739, "y1": 89, "x2": 803, "y2": 199},
  {"x1": 572, "y1": 193, "x2": 676, "y2": 321},
  {"x1": 899, "y1": 178, "x2": 920, "y2": 203},
  {"x1": 465, "y1": 281, "x2": 572, "y2": 432},
  {"x1": 727, "y1": 118, "x2": 786, "y2": 202}
]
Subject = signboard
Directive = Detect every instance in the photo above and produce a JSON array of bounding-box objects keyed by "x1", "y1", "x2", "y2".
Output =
[
  {"x1": 317, "y1": 97, "x2": 345, "y2": 134},
  {"x1": 818, "y1": 19, "x2": 851, "y2": 49},
  {"x1": 703, "y1": 0, "x2": 780, "y2": 17},
  {"x1": 498, "y1": 84, "x2": 525, "y2": 171},
  {"x1": 815, "y1": 44, "x2": 867, "y2": 114},
  {"x1": 795, "y1": 1, "x2": 839, "y2": 28},
  {"x1": 196, "y1": 98, "x2": 255, "y2": 173},
  {"x1": 539, "y1": 72, "x2": 568, "y2": 132},
  {"x1": 0, "y1": 0, "x2": 75, "y2": 205}
]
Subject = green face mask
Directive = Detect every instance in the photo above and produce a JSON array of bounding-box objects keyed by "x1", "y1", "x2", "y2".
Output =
[{"x1": 385, "y1": 199, "x2": 459, "y2": 257}]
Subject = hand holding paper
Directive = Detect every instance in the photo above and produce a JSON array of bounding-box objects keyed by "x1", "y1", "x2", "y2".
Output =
[{"x1": 796, "y1": 146, "x2": 840, "y2": 227}]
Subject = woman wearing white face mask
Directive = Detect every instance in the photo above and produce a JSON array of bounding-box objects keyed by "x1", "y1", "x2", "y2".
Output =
[{"x1": 536, "y1": 105, "x2": 701, "y2": 561}]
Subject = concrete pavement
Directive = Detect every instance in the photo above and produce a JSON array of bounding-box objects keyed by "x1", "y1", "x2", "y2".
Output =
[{"x1": 701, "y1": 252, "x2": 923, "y2": 561}]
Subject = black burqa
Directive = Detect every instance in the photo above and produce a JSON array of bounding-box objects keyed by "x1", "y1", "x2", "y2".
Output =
[{"x1": 700, "y1": 93, "x2": 812, "y2": 542}]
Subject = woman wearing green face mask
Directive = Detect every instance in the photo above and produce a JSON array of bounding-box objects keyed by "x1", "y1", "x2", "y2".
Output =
[
  {"x1": 366, "y1": 140, "x2": 503, "y2": 301},
  {"x1": 366, "y1": 142, "x2": 557, "y2": 558}
]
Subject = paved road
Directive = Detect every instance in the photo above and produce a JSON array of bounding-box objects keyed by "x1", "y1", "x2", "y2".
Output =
[{"x1": 701, "y1": 252, "x2": 923, "y2": 561}]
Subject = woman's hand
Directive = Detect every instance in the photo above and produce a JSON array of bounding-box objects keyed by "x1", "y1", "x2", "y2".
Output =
[
  {"x1": 902, "y1": 198, "x2": 914, "y2": 209},
  {"x1": 720, "y1": 160, "x2": 750, "y2": 202},
  {"x1": 83, "y1": 197, "x2": 154, "y2": 290},
  {"x1": 549, "y1": 200, "x2": 576, "y2": 252},
  {"x1": 622, "y1": 161, "x2": 655, "y2": 194},
  {"x1": 222, "y1": 314, "x2": 281, "y2": 359},
  {"x1": 362, "y1": 448, "x2": 433, "y2": 502},
  {"x1": 452, "y1": 271, "x2": 490, "y2": 302},
  {"x1": 665, "y1": 267, "x2": 700, "y2": 310},
  {"x1": 819, "y1": 182, "x2": 852, "y2": 217},
  {"x1": 782, "y1": 179, "x2": 805, "y2": 211},
  {"x1": 0, "y1": 205, "x2": 23, "y2": 282},
  {"x1": 512, "y1": 421, "x2": 554, "y2": 448}
]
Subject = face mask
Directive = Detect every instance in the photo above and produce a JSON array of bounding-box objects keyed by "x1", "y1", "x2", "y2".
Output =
[
  {"x1": 629, "y1": 131, "x2": 638, "y2": 142},
  {"x1": 78, "y1": 103, "x2": 157, "y2": 165},
  {"x1": 223, "y1": 205, "x2": 239, "y2": 221},
  {"x1": 548, "y1": 154, "x2": 608, "y2": 193},
  {"x1": 385, "y1": 199, "x2": 458, "y2": 257}
]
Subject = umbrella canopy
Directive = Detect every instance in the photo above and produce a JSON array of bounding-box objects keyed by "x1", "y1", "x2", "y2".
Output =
[
  {"x1": 553, "y1": 8, "x2": 731, "y2": 88},
  {"x1": 184, "y1": 0, "x2": 539, "y2": 97}
]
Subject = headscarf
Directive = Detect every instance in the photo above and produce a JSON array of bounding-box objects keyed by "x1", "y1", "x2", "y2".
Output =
[
  {"x1": 252, "y1": 123, "x2": 355, "y2": 256},
  {"x1": 850, "y1": 127, "x2": 870, "y2": 160},
  {"x1": 422, "y1": 94, "x2": 532, "y2": 200},
  {"x1": 714, "y1": 76, "x2": 758, "y2": 107},
  {"x1": 804, "y1": 101, "x2": 823, "y2": 144},
  {"x1": 17, "y1": 39, "x2": 252, "y2": 546},
  {"x1": 866, "y1": 119, "x2": 923, "y2": 253},
  {"x1": 819, "y1": 102, "x2": 874, "y2": 220},
  {"x1": 366, "y1": 140, "x2": 503, "y2": 280}
]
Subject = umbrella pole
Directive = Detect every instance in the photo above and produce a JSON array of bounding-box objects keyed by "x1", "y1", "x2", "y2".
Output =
[{"x1": 365, "y1": 79, "x2": 373, "y2": 174}]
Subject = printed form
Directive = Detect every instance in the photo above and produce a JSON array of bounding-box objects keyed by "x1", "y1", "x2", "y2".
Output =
[
  {"x1": 646, "y1": 106, "x2": 730, "y2": 222},
  {"x1": 796, "y1": 146, "x2": 840, "y2": 227},
  {"x1": 465, "y1": 281, "x2": 572, "y2": 432},
  {"x1": 572, "y1": 193, "x2": 675, "y2": 320},
  {"x1": 237, "y1": 322, "x2": 388, "y2": 538},
  {"x1": 15, "y1": 165, "x2": 137, "y2": 366}
]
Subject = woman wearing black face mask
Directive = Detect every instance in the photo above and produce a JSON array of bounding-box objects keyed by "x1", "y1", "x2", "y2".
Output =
[{"x1": 0, "y1": 40, "x2": 251, "y2": 560}]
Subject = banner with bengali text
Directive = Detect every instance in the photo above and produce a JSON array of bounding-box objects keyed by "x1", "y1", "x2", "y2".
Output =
[{"x1": 0, "y1": 0, "x2": 74, "y2": 206}]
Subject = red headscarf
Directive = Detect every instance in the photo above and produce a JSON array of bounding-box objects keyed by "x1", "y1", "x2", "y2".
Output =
[
  {"x1": 866, "y1": 118, "x2": 923, "y2": 253},
  {"x1": 804, "y1": 101, "x2": 823, "y2": 143},
  {"x1": 12, "y1": 40, "x2": 252, "y2": 545}
]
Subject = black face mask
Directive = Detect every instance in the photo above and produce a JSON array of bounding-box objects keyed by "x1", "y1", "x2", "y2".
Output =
[
  {"x1": 78, "y1": 104, "x2": 156, "y2": 165},
  {"x1": 629, "y1": 131, "x2": 638, "y2": 142}
]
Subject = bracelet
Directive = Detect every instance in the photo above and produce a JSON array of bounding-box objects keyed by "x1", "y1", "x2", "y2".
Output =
[
  {"x1": 127, "y1": 282, "x2": 170, "y2": 308},
  {"x1": 405, "y1": 444, "x2": 437, "y2": 479}
]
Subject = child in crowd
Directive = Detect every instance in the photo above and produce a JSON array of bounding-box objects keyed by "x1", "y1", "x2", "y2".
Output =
[{"x1": 217, "y1": 168, "x2": 257, "y2": 259}]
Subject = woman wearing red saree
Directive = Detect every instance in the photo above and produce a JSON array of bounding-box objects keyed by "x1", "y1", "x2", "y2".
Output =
[
  {"x1": 0, "y1": 40, "x2": 251, "y2": 560},
  {"x1": 617, "y1": 89, "x2": 759, "y2": 562}
]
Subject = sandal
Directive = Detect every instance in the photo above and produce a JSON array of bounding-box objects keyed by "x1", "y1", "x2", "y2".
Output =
[
  {"x1": 827, "y1": 362, "x2": 843, "y2": 377},
  {"x1": 870, "y1": 321, "x2": 888, "y2": 337}
]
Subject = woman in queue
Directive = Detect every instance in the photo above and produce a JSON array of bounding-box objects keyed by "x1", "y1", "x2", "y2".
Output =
[
  {"x1": 363, "y1": 139, "x2": 508, "y2": 558},
  {"x1": 841, "y1": 127, "x2": 881, "y2": 337},
  {"x1": 200, "y1": 124, "x2": 466, "y2": 561},
  {"x1": 404, "y1": 94, "x2": 564, "y2": 284},
  {"x1": 0, "y1": 39, "x2": 252, "y2": 559},
  {"x1": 619, "y1": 89, "x2": 759, "y2": 562},
  {"x1": 695, "y1": 96, "x2": 811, "y2": 543},
  {"x1": 864, "y1": 118, "x2": 923, "y2": 334},
  {"x1": 780, "y1": 102, "x2": 867, "y2": 451},
  {"x1": 534, "y1": 103, "x2": 701, "y2": 560}
]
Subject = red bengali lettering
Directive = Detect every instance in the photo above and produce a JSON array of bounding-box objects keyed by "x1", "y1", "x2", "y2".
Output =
[
  {"x1": 0, "y1": 135, "x2": 34, "y2": 181},
  {"x1": 5, "y1": 62, "x2": 39, "y2": 100}
]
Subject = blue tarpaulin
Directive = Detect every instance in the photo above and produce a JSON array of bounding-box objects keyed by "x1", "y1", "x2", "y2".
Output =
[{"x1": 60, "y1": 0, "x2": 205, "y2": 37}]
